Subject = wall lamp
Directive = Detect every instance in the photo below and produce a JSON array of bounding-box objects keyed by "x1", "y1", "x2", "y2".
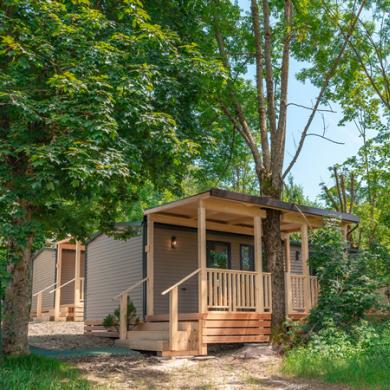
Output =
[{"x1": 171, "y1": 236, "x2": 177, "y2": 249}]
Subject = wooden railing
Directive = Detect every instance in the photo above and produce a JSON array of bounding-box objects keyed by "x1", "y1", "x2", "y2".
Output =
[
  {"x1": 32, "y1": 282, "x2": 57, "y2": 318},
  {"x1": 205, "y1": 269, "x2": 275, "y2": 312},
  {"x1": 289, "y1": 275, "x2": 319, "y2": 312},
  {"x1": 80, "y1": 277, "x2": 85, "y2": 301},
  {"x1": 263, "y1": 272, "x2": 272, "y2": 311},
  {"x1": 49, "y1": 277, "x2": 75, "y2": 295},
  {"x1": 115, "y1": 277, "x2": 149, "y2": 340},
  {"x1": 309, "y1": 276, "x2": 319, "y2": 308},
  {"x1": 207, "y1": 268, "x2": 260, "y2": 311},
  {"x1": 161, "y1": 268, "x2": 201, "y2": 351}
]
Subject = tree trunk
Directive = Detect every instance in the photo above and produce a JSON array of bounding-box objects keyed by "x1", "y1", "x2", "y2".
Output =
[
  {"x1": 263, "y1": 209, "x2": 286, "y2": 333},
  {"x1": 2, "y1": 235, "x2": 34, "y2": 355}
]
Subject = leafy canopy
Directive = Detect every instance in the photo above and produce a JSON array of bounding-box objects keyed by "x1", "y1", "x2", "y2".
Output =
[{"x1": 0, "y1": 0, "x2": 220, "y2": 249}]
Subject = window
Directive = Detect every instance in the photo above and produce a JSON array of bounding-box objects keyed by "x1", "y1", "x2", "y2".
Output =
[
  {"x1": 240, "y1": 244, "x2": 254, "y2": 271},
  {"x1": 206, "y1": 241, "x2": 231, "y2": 269}
]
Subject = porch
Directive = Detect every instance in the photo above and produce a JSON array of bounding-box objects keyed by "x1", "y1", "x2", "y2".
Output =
[
  {"x1": 115, "y1": 189, "x2": 354, "y2": 356},
  {"x1": 31, "y1": 239, "x2": 85, "y2": 322}
]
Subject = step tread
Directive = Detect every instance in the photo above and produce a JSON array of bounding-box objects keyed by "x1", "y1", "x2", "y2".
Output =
[
  {"x1": 127, "y1": 330, "x2": 169, "y2": 340},
  {"x1": 116, "y1": 338, "x2": 169, "y2": 352}
]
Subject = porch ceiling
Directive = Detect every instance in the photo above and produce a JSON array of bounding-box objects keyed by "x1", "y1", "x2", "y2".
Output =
[{"x1": 144, "y1": 189, "x2": 356, "y2": 235}]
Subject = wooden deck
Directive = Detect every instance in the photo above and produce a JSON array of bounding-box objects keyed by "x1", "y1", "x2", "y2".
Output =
[{"x1": 114, "y1": 311, "x2": 273, "y2": 356}]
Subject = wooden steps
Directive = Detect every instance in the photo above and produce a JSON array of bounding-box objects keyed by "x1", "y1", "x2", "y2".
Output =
[
  {"x1": 115, "y1": 321, "x2": 198, "y2": 355},
  {"x1": 30, "y1": 303, "x2": 84, "y2": 322},
  {"x1": 127, "y1": 330, "x2": 168, "y2": 340},
  {"x1": 117, "y1": 338, "x2": 169, "y2": 352}
]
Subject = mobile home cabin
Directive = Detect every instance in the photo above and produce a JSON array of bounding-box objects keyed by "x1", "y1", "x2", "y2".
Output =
[{"x1": 84, "y1": 188, "x2": 358, "y2": 356}]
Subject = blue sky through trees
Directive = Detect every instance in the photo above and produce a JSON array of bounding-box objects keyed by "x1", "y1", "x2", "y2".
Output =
[{"x1": 237, "y1": 0, "x2": 375, "y2": 201}]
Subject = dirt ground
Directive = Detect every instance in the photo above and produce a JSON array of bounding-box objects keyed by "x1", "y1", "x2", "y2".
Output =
[{"x1": 28, "y1": 321, "x2": 350, "y2": 389}]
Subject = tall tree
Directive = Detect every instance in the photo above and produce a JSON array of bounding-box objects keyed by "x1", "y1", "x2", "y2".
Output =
[
  {"x1": 0, "y1": 0, "x2": 216, "y2": 355},
  {"x1": 210, "y1": 0, "x2": 365, "y2": 333},
  {"x1": 146, "y1": 0, "x2": 367, "y2": 335}
]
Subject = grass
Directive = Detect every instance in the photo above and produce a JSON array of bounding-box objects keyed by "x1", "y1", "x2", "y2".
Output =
[
  {"x1": 283, "y1": 339, "x2": 390, "y2": 389},
  {"x1": 0, "y1": 354, "x2": 92, "y2": 390}
]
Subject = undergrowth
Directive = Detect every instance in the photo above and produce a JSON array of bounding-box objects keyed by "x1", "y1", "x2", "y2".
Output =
[
  {"x1": 0, "y1": 354, "x2": 92, "y2": 390},
  {"x1": 283, "y1": 319, "x2": 390, "y2": 389}
]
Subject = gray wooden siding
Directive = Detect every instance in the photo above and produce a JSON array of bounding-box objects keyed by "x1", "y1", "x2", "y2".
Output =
[
  {"x1": 85, "y1": 234, "x2": 143, "y2": 321},
  {"x1": 32, "y1": 249, "x2": 56, "y2": 310},
  {"x1": 153, "y1": 227, "x2": 254, "y2": 314},
  {"x1": 290, "y1": 244, "x2": 303, "y2": 274}
]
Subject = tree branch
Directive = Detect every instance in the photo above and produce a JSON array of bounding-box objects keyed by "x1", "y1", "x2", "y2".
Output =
[
  {"x1": 274, "y1": 0, "x2": 292, "y2": 185},
  {"x1": 325, "y1": 6, "x2": 390, "y2": 111},
  {"x1": 283, "y1": 0, "x2": 367, "y2": 179},
  {"x1": 306, "y1": 133, "x2": 345, "y2": 144},
  {"x1": 262, "y1": 0, "x2": 277, "y2": 136},
  {"x1": 251, "y1": 0, "x2": 271, "y2": 171},
  {"x1": 287, "y1": 102, "x2": 336, "y2": 113},
  {"x1": 220, "y1": 102, "x2": 264, "y2": 174}
]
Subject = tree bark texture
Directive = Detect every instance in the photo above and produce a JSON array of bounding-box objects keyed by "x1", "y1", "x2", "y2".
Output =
[
  {"x1": 2, "y1": 235, "x2": 34, "y2": 355},
  {"x1": 263, "y1": 208, "x2": 286, "y2": 331}
]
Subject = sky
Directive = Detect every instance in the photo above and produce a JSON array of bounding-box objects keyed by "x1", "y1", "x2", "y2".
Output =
[{"x1": 237, "y1": 0, "x2": 373, "y2": 202}]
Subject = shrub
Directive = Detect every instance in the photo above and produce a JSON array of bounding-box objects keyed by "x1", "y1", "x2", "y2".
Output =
[
  {"x1": 102, "y1": 300, "x2": 139, "y2": 331},
  {"x1": 307, "y1": 221, "x2": 380, "y2": 332},
  {"x1": 283, "y1": 320, "x2": 390, "y2": 389}
]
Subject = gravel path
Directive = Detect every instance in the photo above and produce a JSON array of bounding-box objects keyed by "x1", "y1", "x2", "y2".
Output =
[{"x1": 28, "y1": 321, "x2": 115, "y2": 350}]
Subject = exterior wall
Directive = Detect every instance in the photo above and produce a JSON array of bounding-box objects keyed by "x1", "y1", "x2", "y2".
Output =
[
  {"x1": 153, "y1": 226, "x2": 255, "y2": 315},
  {"x1": 31, "y1": 249, "x2": 56, "y2": 310},
  {"x1": 85, "y1": 234, "x2": 143, "y2": 321},
  {"x1": 289, "y1": 243, "x2": 303, "y2": 274},
  {"x1": 60, "y1": 250, "x2": 85, "y2": 305}
]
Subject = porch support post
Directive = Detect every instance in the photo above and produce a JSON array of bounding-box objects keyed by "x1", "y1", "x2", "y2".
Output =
[
  {"x1": 74, "y1": 241, "x2": 81, "y2": 306},
  {"x1": 284, "y1": 234, "x2": 292, "y2": 316},
  {"x1": 146, "y1": 215, "x2": 154, "y2": 316},
  {"x1": 198, "y1": 200, "x2": 207, "y2": 313},
  {"x1": 36, "y1": 292, "x2": 43, "y2": 319},
  {"x1": 254, "y1": 216, "x2": 264, "y2": 312},
  {"x1": 119, "y1": 293, "x2": 128, "y2": 340},
  {"x1": 54, "y1": 243, "x2": 62, "y2": 321},
  {"x1": 341, "y1": 225, "x2": 348, "y2": 241},
  {"x1": 301, "y1": 224, "x2": 311, "y2": 313}
]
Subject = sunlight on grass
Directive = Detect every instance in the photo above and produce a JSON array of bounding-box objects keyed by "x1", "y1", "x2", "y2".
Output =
[
  {"x1": 283, "y1": 344, "x2": 390, "y2": 389},
  {"x1": 0, "y1": 354, "x2": 92, "y2": 390}
]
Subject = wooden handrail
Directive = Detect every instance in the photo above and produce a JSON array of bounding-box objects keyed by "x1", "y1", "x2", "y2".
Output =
[
  {"x1": 114, "y1": 276, "x2": 148, "y2": 300},
  {"x1": 33, "y1": 282, "x2": 57, "y2": 297},
  {"x1": 116, "y1": 277, "x2": 149, "y2": 340},
  {"x1": 160, "y1": 268, "x2": 201, "y2": 352},
  {"x1": 161, "y1": 268, "x2": 200, "y2": 296},
  {"x1": 206, "y1": 268, "x2": 258, "y2": 276},
  {"x1": 49, "y1": 278, "x2": 75, "y2": 294}
]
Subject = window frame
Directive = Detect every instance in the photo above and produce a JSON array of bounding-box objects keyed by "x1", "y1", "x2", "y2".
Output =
[
  {"x1": 240, "y1": 244, "x2": 255, "y2": 272},
  {"x1": 206, "y1": 240, "x2": 231, "y2": 269}
]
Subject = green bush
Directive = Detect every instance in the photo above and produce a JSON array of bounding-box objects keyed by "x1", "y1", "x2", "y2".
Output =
[
  {"x1": 283, "y1": 320, "x2": 390, "y2": 389},
  {"x1": 102, "y1": 300, "x2": 139, "y2": 330},
  {"x1": 307, "y1": 221, "x2": 380, "y2": 332}
]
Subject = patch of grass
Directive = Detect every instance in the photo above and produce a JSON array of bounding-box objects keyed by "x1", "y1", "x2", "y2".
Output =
[
  {"x1": 283, "y1": 325, "x2": 390, "y2": 389},
  {"x1": 0, "y1": 354, "x2": 92, "y2": 390}
]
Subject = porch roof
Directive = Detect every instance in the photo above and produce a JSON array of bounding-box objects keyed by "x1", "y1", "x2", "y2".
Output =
[{"x1": 145, "y1": 188, "x2": 359, "y2": 235}]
